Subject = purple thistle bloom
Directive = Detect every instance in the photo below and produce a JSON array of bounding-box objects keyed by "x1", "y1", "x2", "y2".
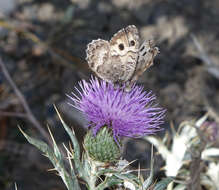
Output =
[{"x1": 68, "y1": 77, "x2": 165, "y2": 141}]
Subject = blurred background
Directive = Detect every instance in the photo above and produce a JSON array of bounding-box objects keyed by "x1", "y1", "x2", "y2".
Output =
[{"x1": 1, "y1": 0, "x2": 219, "y2": 189}]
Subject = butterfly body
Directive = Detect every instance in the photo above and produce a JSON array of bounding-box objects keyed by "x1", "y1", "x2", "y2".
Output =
[{"x1": 86, "y1": 25, "x2": 159, "y2": 91}]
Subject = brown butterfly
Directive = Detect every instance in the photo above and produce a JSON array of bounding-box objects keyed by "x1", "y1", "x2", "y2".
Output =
[{"x1": 86, "y1": 25, "x2": 159, "y2": 91}]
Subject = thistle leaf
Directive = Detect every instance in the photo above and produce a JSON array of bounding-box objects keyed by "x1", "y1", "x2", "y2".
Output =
[
  {"x1": 154, "y1": 178, "x2": 173, "y2": 190},
  {"x1": 19, "y1": 127, "x2": 81, "y2": 190},
  {"x1": 54, "y1": 105, "x2": 84, "y2": 177},
  {"x1": 114, "y1": 173, "x2": 139, "y2": 187},
  {"x1": 47, "y1": 126, "x2": 62, "y2": 161},
  {"x1": 143, "y1": 146, "x2": 154, "y2": 189},
  {"x1": 96, "y1": 175, "x2": 123, "y2": 190}
]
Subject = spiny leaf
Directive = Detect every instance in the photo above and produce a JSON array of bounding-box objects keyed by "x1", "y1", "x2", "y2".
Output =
[
  {"x1": 54, "y1": 105, "x2": 83, "y2": 176},
  {"x1": 96, "y1": 175, "x2": 123, "y2": 190},
  {"x1": 143, "y1": 146, "x2": 154, "y2": 189},
  {"x1": 19, "y1": 126, "x2": 81, "y2": 190},
  {"x1": 114, "y1": 173, "x2": 139, "y2": 186},
  {"x1": 154, "y1": 178, "x2": 173, "y2": 190},
  {"x1": 19, "y1": 126, "x2": 52, "y2": 154},
  {"x1": 47, "y1": 125, "x2": 62, "y2": 160}
]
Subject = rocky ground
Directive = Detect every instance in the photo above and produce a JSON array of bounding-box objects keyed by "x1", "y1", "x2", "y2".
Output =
[{"x1": 1, "y1": 0, "x2": 219, "y2": 189}]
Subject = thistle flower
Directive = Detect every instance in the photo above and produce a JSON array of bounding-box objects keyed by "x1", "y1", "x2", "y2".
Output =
[{"x1": 68, "y1": 77, "x2": 165, "y2": 142}]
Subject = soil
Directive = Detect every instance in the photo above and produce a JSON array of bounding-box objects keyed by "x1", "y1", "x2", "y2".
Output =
[{"x1": 1, "y1": 0, "x2": 219, "y2": 189}]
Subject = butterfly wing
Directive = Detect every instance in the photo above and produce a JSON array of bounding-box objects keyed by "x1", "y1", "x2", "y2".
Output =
[
  {"x1": 86, "y1": 39, "x2": 115, "y2": 83},
  {"x1": 109, "y1": 25, "x2": 140, "y2": 82},
  {"x1": 131, "y1": 39, "x2": 159, "y2": 83}
]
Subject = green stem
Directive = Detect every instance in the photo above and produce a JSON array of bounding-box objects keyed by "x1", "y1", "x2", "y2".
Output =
[{"x1": 88, "y1": 161, "x2": 98, "y2": 190}]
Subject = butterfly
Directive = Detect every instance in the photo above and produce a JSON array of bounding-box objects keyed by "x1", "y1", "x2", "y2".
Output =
[{"x1": 86, "y1": 25, "x2": 159, "y2": 91}]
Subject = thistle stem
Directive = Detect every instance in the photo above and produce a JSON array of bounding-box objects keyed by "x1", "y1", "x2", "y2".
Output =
[{"x1": 88, "y1": 160, "x2": 98, "y2": 190}]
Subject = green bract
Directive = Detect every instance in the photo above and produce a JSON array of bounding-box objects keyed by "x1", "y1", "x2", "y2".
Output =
[{"x1": 84, "y1": 127, "x2": 121, "y2": 163}]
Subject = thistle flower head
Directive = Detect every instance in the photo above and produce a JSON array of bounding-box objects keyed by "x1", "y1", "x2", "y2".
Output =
[{"x1": 68, "y1": 77, "x2": 165, "y2": 142}]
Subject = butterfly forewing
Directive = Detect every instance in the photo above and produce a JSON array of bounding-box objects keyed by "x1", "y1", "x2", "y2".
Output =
[
  {"x1": 130, "y1": 39, "x2": 159, "y2": 84},
  {"x1": 109, "y1": 25, "x2": 140, "y2": 82}
]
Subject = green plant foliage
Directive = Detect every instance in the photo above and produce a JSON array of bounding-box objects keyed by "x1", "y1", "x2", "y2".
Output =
[
  {"x1": 154, "y1": 178, "x2": 173, "y2": 190},
  {"x1": 19, "y1": 126, "x2": 80, "y2": 190}
]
